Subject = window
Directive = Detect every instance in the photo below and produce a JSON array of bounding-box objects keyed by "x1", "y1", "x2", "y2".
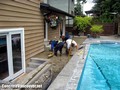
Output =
[{"x1": 0, "y1": 28, "x2": 25, "y2": 81}]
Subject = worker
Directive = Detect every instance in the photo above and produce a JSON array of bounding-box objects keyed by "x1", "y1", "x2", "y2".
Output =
[
  {"x1": 66, "y1": 39, "x2": 78, "y2": 55},
  {"x1": 54, "y1": 41, "x2": 64, "y2": 56},
  {"x1": 49, "y1": 40, "x2": 58, "y2": 51},
  {"x1": 62, "y1": 31, "x2": 70, "y2": 41}
]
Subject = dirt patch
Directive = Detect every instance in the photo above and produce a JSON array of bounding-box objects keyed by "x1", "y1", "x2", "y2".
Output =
[{"x1": 34, "y1": 36, "x2": 86, "y2": 82}]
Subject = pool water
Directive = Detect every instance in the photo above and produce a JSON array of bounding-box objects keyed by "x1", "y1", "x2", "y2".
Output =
[{"x1": 77, "y1": 43, "x2": 120, "y2": 90}]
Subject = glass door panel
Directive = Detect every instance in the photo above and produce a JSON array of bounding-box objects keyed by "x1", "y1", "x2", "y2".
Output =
[
  {"x1": 11, "y1": 34, "x2": 22, "y2": 74},
  {"x1": 0, "y1": 35, "x2": 9, "y2": 80},
  {"x1": 0, "y1": 28, "x2": 25, "y2": 81}
]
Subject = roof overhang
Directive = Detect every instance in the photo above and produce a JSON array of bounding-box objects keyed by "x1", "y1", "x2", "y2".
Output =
[{"x1": 40, "y1": 3, "x2": 74, "y2": 18}]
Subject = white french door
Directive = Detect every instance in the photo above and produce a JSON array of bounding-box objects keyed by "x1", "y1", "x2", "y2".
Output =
[{"x1": 0, "y1": 28, "x2": 25, "y2": 81}]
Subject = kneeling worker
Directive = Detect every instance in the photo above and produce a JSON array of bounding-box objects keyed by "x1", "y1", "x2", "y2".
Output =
[
  {"x1": 66, "y1": 39, "x2": 78, "y2": 55},
  {"x1": 54, "y1": 41, "x2": 64, "y2": 56}
]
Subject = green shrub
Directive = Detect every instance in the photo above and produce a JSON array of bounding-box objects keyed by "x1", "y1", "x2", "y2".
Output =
[
  {"x1": 74, "y1": 16, "x2": 92, "y2": 32},
  {"x1": 90, "y1": 25, "x2": 103, "y2": 34}
]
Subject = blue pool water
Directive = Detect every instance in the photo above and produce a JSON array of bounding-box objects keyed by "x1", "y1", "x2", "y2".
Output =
[{"x1": 77, "y1": 43, "x2": 120, "y2": 90}]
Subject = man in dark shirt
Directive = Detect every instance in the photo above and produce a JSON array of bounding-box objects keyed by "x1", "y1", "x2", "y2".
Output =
[{"x1": 54, "y1": 41, "x2": 64, "y2": 56}]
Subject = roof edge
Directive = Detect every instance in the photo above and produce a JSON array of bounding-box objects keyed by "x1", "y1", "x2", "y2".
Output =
[{"x1": 40, "y1": 3, "x2": 74, "y2": 18}]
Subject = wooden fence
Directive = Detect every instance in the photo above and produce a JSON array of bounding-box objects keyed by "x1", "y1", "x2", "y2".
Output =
[{"x1": 66, "y1": 23, "x2": 118, "y2": 36}]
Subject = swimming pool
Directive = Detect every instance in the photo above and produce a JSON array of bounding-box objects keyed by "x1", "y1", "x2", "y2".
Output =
[{"x1": 77, "y1": 43, "x2": 120, "y2": 90}]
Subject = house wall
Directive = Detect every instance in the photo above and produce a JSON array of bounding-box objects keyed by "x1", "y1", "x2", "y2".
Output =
[
  {"x1": 48, "y1": 0, "x2": 74, "y2": 15},
  {"x1": 0, "y1": 0, "x2": 44, "y2": 63},
  {"x1": 43, "y1": 12, "x2": 65, "y2": 40},
  {"x1": 48, "y1": 0, "x2": 74, "y2": 27},
  {"x1": 48, "y1": 0, "x2": 68, "y2": 13},
  {"x1": 48, "y1": 15, "x2": 65, "y2": 40},
  {"x1": 48, "y1": 25, "x2": 60, "y2": 40},
  {"x1": 69, "y1": 0, "x2": 74, "y2": 15}
]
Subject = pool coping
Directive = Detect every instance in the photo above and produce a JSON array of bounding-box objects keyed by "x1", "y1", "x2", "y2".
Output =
[{"x1": 47, "y1": 39, "x2": 120, "y2": 90}]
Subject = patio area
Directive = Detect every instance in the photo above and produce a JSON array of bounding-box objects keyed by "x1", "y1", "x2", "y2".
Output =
[{"x1": 47, "y1": 35, "x2": 120, "y2": 90}]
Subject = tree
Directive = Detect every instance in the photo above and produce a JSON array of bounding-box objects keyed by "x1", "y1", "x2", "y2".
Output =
[
  {"x1": 74, "y1": 3, "x2": 83, "y2": 15},
  {"x1": 74, "y1": 0, "x2": 87, "y2": 16},
  {"x1": 74, "y1": 16, "x2": 92, "y2": 32},
  {"x1": 92, "y1": 0, "x2": 120, "y2": 23}
]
